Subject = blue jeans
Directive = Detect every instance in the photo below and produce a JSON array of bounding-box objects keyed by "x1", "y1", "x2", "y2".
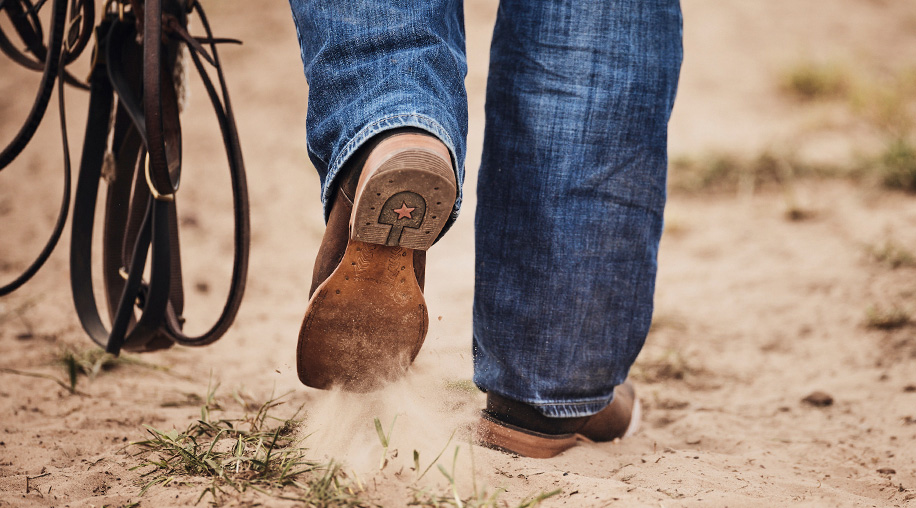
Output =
[{"x1": 289, "y1": 0, "x2": 682, "y2": 417}]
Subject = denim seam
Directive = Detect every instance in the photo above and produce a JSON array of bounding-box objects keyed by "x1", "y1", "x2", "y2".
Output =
[
  {"x1": 529, "y1": 397, "x2": 615, "y2": 418},
  {"x1": 289, "y1": 15, "x2": 330, "y2": 174},
  {"x1": 322, "y1": 113, "x2": 462, "y2": 222},
  {"x1": 476, "y1": 378, "x2": 616, "y2": 418}
]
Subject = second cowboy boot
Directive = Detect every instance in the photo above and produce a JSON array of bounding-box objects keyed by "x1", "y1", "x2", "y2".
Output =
[
  {"x1": 476, "y1": 382, "x2": 641, "y2": 458},
  {"x1": 298, "y1": 129, "x2": 456, "y2": 391}
]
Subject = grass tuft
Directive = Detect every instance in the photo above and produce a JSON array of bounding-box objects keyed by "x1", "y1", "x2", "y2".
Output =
[
  {"x1": 781, "y1": 62, "x2": 849, "y2": 101},
  {"x1": 374, "y1": 415, "x2": 398, "y2": 471},
  {"x1": 847, "y1": 69, "x2": 916, "y2": 137},
  {"x1": 130, "y1": 390, "x2": 335, "y2": 505},
  {"x1": 876, "y1": 139, "x2": 916, "y2": 192},
  {"x1": 1, "y1": 345, "x2": 163, "y2": 395},
  {"x1": 669, "y1": 151, "x2": 834, "y2": 195},
  {"x1": 54, "y1": 346, "x2": 165, "y2": 393},
  {"x1": 865, "y1": 305, "x2": 911, "y2": 330},
  {"x1": 867, "y1": 239, "x2": 916, "y2": 269},
  {"x1": 670, "y1": 140, "x2": 916, "y2": 196}
]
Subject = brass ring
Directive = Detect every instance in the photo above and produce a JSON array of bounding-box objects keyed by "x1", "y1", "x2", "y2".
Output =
[
  {"x1": 144, "y1": 154, "x2": 176, "y2": 202},
  {"x1": 103, "y1": 0, "x2": 121, "y2": 20}
]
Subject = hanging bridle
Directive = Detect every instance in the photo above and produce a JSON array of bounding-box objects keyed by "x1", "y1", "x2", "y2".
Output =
[
  {"x1": 0, "y1": 0, "x2": 91, "y2": 296},
  {"x1": 1, "y1": 0, "x2": 250, "y2": 355}
]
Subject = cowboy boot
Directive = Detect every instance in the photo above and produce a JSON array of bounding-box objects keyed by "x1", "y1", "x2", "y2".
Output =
[
  {"x1": 476, "y1": 382, "x2": 641, "y2": 458},
  {"x1": 298, "y1": 129, "x2": 455, "y2": 391}
]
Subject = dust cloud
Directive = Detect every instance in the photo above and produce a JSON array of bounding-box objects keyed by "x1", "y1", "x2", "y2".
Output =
[{"x1": 297, "y1": 357, "x2": 482, "y2": 486}]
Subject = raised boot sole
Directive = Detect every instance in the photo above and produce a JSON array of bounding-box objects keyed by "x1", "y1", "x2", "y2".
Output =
[{"x1": 297, "y1": 133, "x2": 454, "y2": 391}]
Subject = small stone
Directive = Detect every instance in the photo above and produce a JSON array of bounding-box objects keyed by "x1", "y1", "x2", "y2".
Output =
[
  {"x1": 877, "y1": 468, "x2": 896, "y2": 475},
  {"x1": 802, "y1": 391, "x2": 833, "y2": 407},
  {"x1": 686, "y1": 437, "x2": 702, "y2": 445}
]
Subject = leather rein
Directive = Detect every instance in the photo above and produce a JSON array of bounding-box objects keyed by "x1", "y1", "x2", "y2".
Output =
[{"x1": 1, "y1": 0, "x2": 250, "y2": 354}]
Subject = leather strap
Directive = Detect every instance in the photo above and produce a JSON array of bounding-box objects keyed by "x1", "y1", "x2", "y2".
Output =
[
  {"x1": 163, "y1": 0, "x2": 248, "y2": 347},
  {"x1": 0, "y1": 0, "x2": 92, "y2": 296},
  {"x1": 0, "y1": 0, "x2": 67, "y2": 169},
  {"x1": 0, "y1": 0, "x2": 75, "y2": 296},
  {"x1": 69, "y1": 2, "x2": 249, "y2": 353},
  {"x1": 142, "y1": 0, "x2": 179, "y2": 198},
  {"x1": 1, "y1": 0, "x2": 248, "y2": 353},
  {"x1": 70, "y1": 14, "x2": 181, "y2": 352}
]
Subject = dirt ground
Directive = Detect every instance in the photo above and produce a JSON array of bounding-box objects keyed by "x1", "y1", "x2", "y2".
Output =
[{"x1": 2, "y1": 0, "x2": 916, "y2": 506}]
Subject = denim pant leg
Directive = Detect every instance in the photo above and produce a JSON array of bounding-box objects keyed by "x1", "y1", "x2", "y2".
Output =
[
  {"x1": 288, "y1": 0, "x2": 468, "y2": 228},
  {"x1": 473, "y1": 0, "x2": 683, "y2": 417}
]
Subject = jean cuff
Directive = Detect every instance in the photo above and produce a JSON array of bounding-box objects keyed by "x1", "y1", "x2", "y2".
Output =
[
  {"x1": 528, "y1": 395, "x2": 616, "y2": 418},
  {"x1": 321, "y1": 114, "x2": 463, "y2": 238},
  {"x1": 479, "y1": 385, "x2": 616, "y2": 418}
]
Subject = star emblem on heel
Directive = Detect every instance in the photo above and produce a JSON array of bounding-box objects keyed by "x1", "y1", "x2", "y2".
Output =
[{"x1": 393, "y1": 202, "x2": 415, "y2": 220}]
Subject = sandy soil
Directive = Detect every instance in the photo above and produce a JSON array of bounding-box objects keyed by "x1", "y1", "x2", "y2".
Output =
[{"x1": 2, "y1": 0, "x2": 916, "y2": 506}]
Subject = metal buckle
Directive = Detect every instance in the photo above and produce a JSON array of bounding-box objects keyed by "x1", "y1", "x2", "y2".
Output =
[{"x1": 103, "y1": 0, "x2": 125, "y2": 22}]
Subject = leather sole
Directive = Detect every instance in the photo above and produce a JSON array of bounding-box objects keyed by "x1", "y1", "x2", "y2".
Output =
[
  {"x1": 476, "y1": 413, "x2": 583, "y2": 459},
  {"x1": 298, "y1": 240, "x2": 428, "y2": 391},
  {"x1": 297, "y1": 133, "x2": 455, "y2": 391}
]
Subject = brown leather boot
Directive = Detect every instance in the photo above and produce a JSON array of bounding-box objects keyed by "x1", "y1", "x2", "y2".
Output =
[
  {"x1": 298, "y1": 129, "x2": 456, "y2": 392},
  {"x1": 475, "y1": 382, "x2": 641, "y2": 458}
]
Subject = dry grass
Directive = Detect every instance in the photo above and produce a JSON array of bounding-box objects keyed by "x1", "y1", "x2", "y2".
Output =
[
  {"x1": 864, "y1": 306, "x2": 911, "y2": 330},
  {"x1": 867, "y1": 239, "x2": 916, "y2": 269},
  {"x1": 669, "y1": 138, "x2": 916, "y2": 197},
  {"x1": 780, "y1": 62, "x2": 850, "y2": 101},
  {"x1": 131, "y1": 385, "x2": 324, "y2": 505},
  {"x1": 848, "y1": 68, "x2": 916, "y2": 137},
  {"x1": 54, "y1": 346, "x2": 167, "y2": 393},
  {"x1": 668, "y1": 152, "x2": 770, "y2": 194},
  {"x1": 874, "y1": 139, "x2": 916, "y2": 192},
  {"x1": 668, "y1": 64, "x2": 916, "y2": 196},
  {"x1": 0, "y1": 346, "x2": 164, "y2": 395},
  {"x1": 668, "y1": 151, "x2": 838, "y2": 195},
  {"x1": 130, "y1": 384, "x2": 559, "y2": 507}
]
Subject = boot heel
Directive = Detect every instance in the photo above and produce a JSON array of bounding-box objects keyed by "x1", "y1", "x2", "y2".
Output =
[{"x1": 351, "y1": 135, "x2": 456, "y2": 251}]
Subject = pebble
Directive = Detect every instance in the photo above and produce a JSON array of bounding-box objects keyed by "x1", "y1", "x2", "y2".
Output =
[{"x1": 802, "y1": 391, "x2": 834, "y2": 407}]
